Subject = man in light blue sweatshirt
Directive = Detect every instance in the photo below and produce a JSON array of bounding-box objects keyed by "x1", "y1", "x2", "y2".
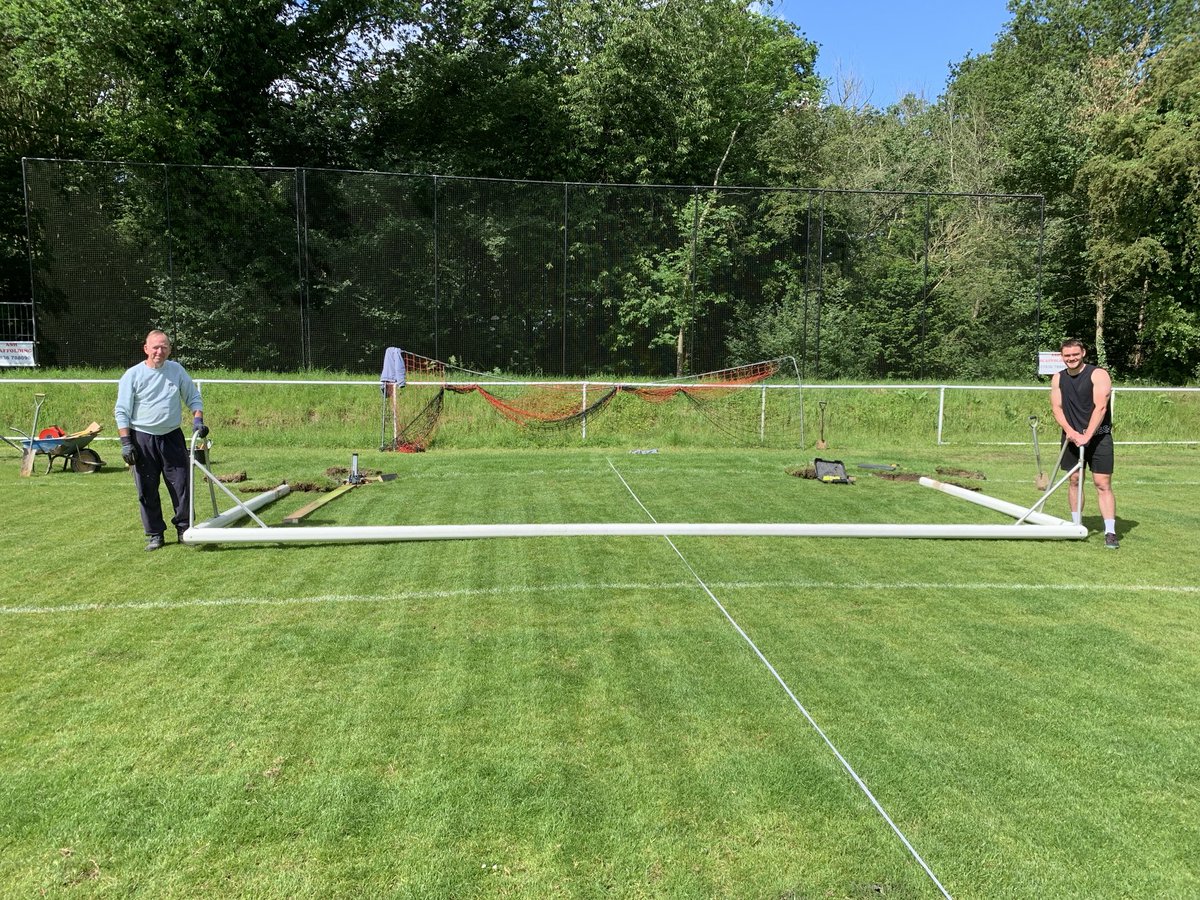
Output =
[{"x1": 114, "y1": 330, "x2": 207, "y2": 551}]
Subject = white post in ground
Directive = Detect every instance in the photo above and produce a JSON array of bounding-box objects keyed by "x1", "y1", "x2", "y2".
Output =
[
  {"x1": 760, "y1": 384, "x2": 767, "y2": 443},
  {"x1": 936, "y1": 386, "x2": 946, "y2": 444}
]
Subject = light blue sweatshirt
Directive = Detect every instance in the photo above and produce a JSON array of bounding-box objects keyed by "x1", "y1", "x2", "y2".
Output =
[{"x1": 114, "y1": 360, "x2": 203, "y2": 435}]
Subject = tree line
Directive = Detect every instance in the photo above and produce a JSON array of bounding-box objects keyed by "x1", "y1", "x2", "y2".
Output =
[{"x1": 3, "y1": 0, "x2": 1197, "y2": 381}]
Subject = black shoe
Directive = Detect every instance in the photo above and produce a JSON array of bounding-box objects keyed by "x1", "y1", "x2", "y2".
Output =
[
  {"x1": 145, "y1": 534, "x2": 165, "y2": 552},
  {"x1": 1104, "y1": 532, "x2": 1119, "y2": 550},
  {"x1": 177, "y1": 527, "x2": 188, "y2": 544}
]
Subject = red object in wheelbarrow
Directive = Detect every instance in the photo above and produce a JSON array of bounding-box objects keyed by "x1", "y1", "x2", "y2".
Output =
[{"x1": 2, "y1": 421, "x2": 106, "y2": 474}]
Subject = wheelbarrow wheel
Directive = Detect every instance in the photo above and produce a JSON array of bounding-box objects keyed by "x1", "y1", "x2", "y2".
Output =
[{"x1": 71, "y1": 448, "x2": 104, "y2": 474}]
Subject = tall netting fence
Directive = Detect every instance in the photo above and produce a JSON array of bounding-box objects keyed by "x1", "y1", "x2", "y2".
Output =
[{"x1": 20, "y1": 158, "x2": 1044, "y2": 379}]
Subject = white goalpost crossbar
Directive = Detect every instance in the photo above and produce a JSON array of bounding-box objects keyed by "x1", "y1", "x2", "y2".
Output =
[
  {"x1": 182, "y1": 435, "x2": 1087, "y2": 545},
  {"x1": 182, "y1": 520, "x2": 1086, "y2": 544}
]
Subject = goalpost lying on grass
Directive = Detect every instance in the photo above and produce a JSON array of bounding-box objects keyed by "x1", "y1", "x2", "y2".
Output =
[
  {"x1": 182, "y1": 434, "x2": 1088, "y2": 546},
  {"x1": 378, "y1": 349, "x2": 806, "y2": 451}
]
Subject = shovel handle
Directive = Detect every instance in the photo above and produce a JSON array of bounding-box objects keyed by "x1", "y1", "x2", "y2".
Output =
[{"x1": 28, "y1": 394, "x2": 46, "y2": 443}]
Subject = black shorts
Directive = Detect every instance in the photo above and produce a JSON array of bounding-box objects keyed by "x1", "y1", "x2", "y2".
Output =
[{"x1": 1060, "y1": 432, "x2": 1114, "y2": 475}]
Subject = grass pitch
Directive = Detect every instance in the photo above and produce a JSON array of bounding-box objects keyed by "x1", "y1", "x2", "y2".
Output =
[{"x1": 1, "y1": 439, "x2": 1198, "y2": 898}]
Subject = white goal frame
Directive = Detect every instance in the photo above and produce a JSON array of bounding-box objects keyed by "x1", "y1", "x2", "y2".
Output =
[{"x1": 182, "y1": 437, "x2": 1087, "y2": 546}]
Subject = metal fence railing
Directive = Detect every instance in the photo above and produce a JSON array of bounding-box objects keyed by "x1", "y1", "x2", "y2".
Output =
[{"x1": 20, "y1": 158, "x2": 1046, "y2": 379}]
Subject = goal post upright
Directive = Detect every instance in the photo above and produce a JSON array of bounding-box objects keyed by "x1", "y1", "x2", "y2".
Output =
[{"x1": 781, "y1": 354, "x2": 804, "y2": 449}]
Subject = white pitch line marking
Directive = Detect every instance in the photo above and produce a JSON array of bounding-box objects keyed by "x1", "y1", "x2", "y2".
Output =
[
  {"x1": 1, "y1": 579, "x2": 1197, "y2": 616},
  {"x1": 605, "y1": 458, "x2": 955, "y2": 900}
]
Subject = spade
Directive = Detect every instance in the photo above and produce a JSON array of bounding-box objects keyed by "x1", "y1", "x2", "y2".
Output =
[{"x1": 1030, "y1": 415, "x2": 1049, "y2": 490}]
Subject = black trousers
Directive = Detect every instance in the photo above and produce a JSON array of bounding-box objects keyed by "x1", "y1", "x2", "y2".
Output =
[{"x1": 130, "y1": 428, "x2": 190, "y2": 536}]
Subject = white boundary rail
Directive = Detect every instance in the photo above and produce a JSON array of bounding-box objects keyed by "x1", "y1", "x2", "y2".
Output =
[{"x1": 2, "y1": 378, "x2": 1197, "y2": 446}]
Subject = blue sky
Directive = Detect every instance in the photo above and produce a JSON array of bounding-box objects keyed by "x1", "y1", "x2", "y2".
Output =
[{"x1": 769, "y1": 1, "x2": 1012, "y2": 106}]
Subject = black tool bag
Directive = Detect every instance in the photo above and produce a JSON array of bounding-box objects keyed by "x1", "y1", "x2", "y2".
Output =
[{"x1": 814, "y1": 458, "x2": 851, "y2": 484}]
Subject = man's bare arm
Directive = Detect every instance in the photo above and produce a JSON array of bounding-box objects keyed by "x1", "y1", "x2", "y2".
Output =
[{"x1": 1079, "y1": 368, "x2": 1112, "y2": 443}]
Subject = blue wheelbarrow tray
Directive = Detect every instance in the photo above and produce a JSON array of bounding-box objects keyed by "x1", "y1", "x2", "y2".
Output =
[{"x1": 3, "y1": 421, "x2": 106, "y2": 473}]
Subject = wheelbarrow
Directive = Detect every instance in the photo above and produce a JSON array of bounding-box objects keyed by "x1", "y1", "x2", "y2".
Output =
[{"x1": 2, "y1": 421, "x2": 105, "y2": 474}]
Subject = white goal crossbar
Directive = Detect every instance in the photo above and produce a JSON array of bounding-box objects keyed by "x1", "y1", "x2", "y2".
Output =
[{"x1": 182, "y1": 436, "x2": 1087, "y2": 546}]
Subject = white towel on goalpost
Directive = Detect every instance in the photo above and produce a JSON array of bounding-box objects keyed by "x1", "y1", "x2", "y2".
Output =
[{"x1": 380, "y1": 347, "x2": 407, "y2": 393}]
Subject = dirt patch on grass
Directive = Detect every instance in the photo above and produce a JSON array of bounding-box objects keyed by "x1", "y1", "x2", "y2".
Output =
[
  {"x1": 936, "y1": 465, "x2": 986, "y2": 480},
  {"x1": 785, "y1": 465, "x2": 855, "y2": 483},
  {"x1": 238, "y1": 477, "x2": 337, "y2": 493},
  {"x1": 785, "y1": 465, "x2": 817, "y2": 479},
  {"x1": 289, "y1": 480, "x2": 337, "y2": 492},
  {"x1": 326, "y1": 465, "x2": 383, "y2": 478}
]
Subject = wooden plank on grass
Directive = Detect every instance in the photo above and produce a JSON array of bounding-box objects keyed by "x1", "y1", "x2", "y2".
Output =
[{"x1": 282, "y1": 482, "x2": 357, "y2": 525}]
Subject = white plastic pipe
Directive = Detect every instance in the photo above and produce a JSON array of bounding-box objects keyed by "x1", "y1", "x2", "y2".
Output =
[
  {"x1": 193, "y1": 484, "x2": 292, "y2": 529},
  {"x1": 182, "y1": 519, "x2": 1085, "y2": 545},
  {"x1": 918, "y1": 477, "x2": 1070, "y2": 526}
]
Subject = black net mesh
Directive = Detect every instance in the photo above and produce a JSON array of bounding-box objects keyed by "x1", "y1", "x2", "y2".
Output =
[
  {"x1": 304, "y1": 169, "x2": 436, "y2": 372},
  {"x1": 21, "y1": 159, "x2": 1044, "y2": 379}
]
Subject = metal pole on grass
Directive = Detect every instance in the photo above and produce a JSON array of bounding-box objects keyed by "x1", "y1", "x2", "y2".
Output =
[
  {"x1": 1076, "y1": 444, "x2": 1085, "y2": 521},
  {"x1": 20, "y1": 159, "x2": 39, "y2": 356}
]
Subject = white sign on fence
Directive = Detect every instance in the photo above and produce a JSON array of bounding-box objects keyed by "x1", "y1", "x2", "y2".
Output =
[
  {"x1": 1038, "y1": 351, "x2": 1067, "y2": 375},
  {"x1": 0, "y1": 341, "x2": 35, "y2": 367}
]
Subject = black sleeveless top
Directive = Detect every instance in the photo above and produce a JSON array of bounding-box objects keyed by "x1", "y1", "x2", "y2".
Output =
[{"x1": 1059, "y1": 363, "x2": 1112, "y2": 434}]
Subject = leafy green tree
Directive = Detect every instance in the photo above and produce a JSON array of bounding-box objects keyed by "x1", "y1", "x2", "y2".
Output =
[
  {"x1": 1, "y1": 0, "x2": 421, "y2": 172},
  {"x1": 559, "y1": 0, "x2": 821, "y2": 186},
  {"x1": 945, "y1": 0, "x2": 1199, "y2": 377},
  {"x1": 548, "y1": 1, "x2": 821, "y2": 372},
  {"x1": 1073, "y1": 38, "x2": 1200, "y2": 380},
  {"x1": 347, "y1": 0, "x2": 571, "y2": 178},
  {"x1": 608, "y1": 191, "x2": 740, "y2": 374}
]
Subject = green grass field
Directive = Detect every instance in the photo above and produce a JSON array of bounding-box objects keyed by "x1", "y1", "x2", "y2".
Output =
[{"x1": 1, "y1": 376, "x2": 1199, "y2": 897}]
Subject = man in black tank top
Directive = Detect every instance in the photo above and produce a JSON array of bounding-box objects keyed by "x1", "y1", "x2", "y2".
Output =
[{"x1": 1050, "y1": 338, "x2": 1118, "y2": 548}]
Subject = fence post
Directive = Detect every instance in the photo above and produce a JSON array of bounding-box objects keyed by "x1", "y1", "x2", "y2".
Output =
[
  {"x1": 937, "y1": 386, "x2": 946, "y2": 445},
  {"x1": 164, "y1": 164, "x2": 175, "y2": 337},
  {"x1": 432, "y1": 175, "x2": 440, "y2": 363},
  {"x1": 760, "y1": 384, "x2": 767, "y2": 443},
  {"x1": 563, "y1": 182, "x2": 569, "y2": 374},
  {"x1": 294, "y1": 168, "x2": 311, "y2": 370}
]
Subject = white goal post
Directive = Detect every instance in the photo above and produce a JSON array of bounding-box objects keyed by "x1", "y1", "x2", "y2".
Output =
[{"x1": 182, "y1": 435, "x2": 1087, "y2": 546}]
